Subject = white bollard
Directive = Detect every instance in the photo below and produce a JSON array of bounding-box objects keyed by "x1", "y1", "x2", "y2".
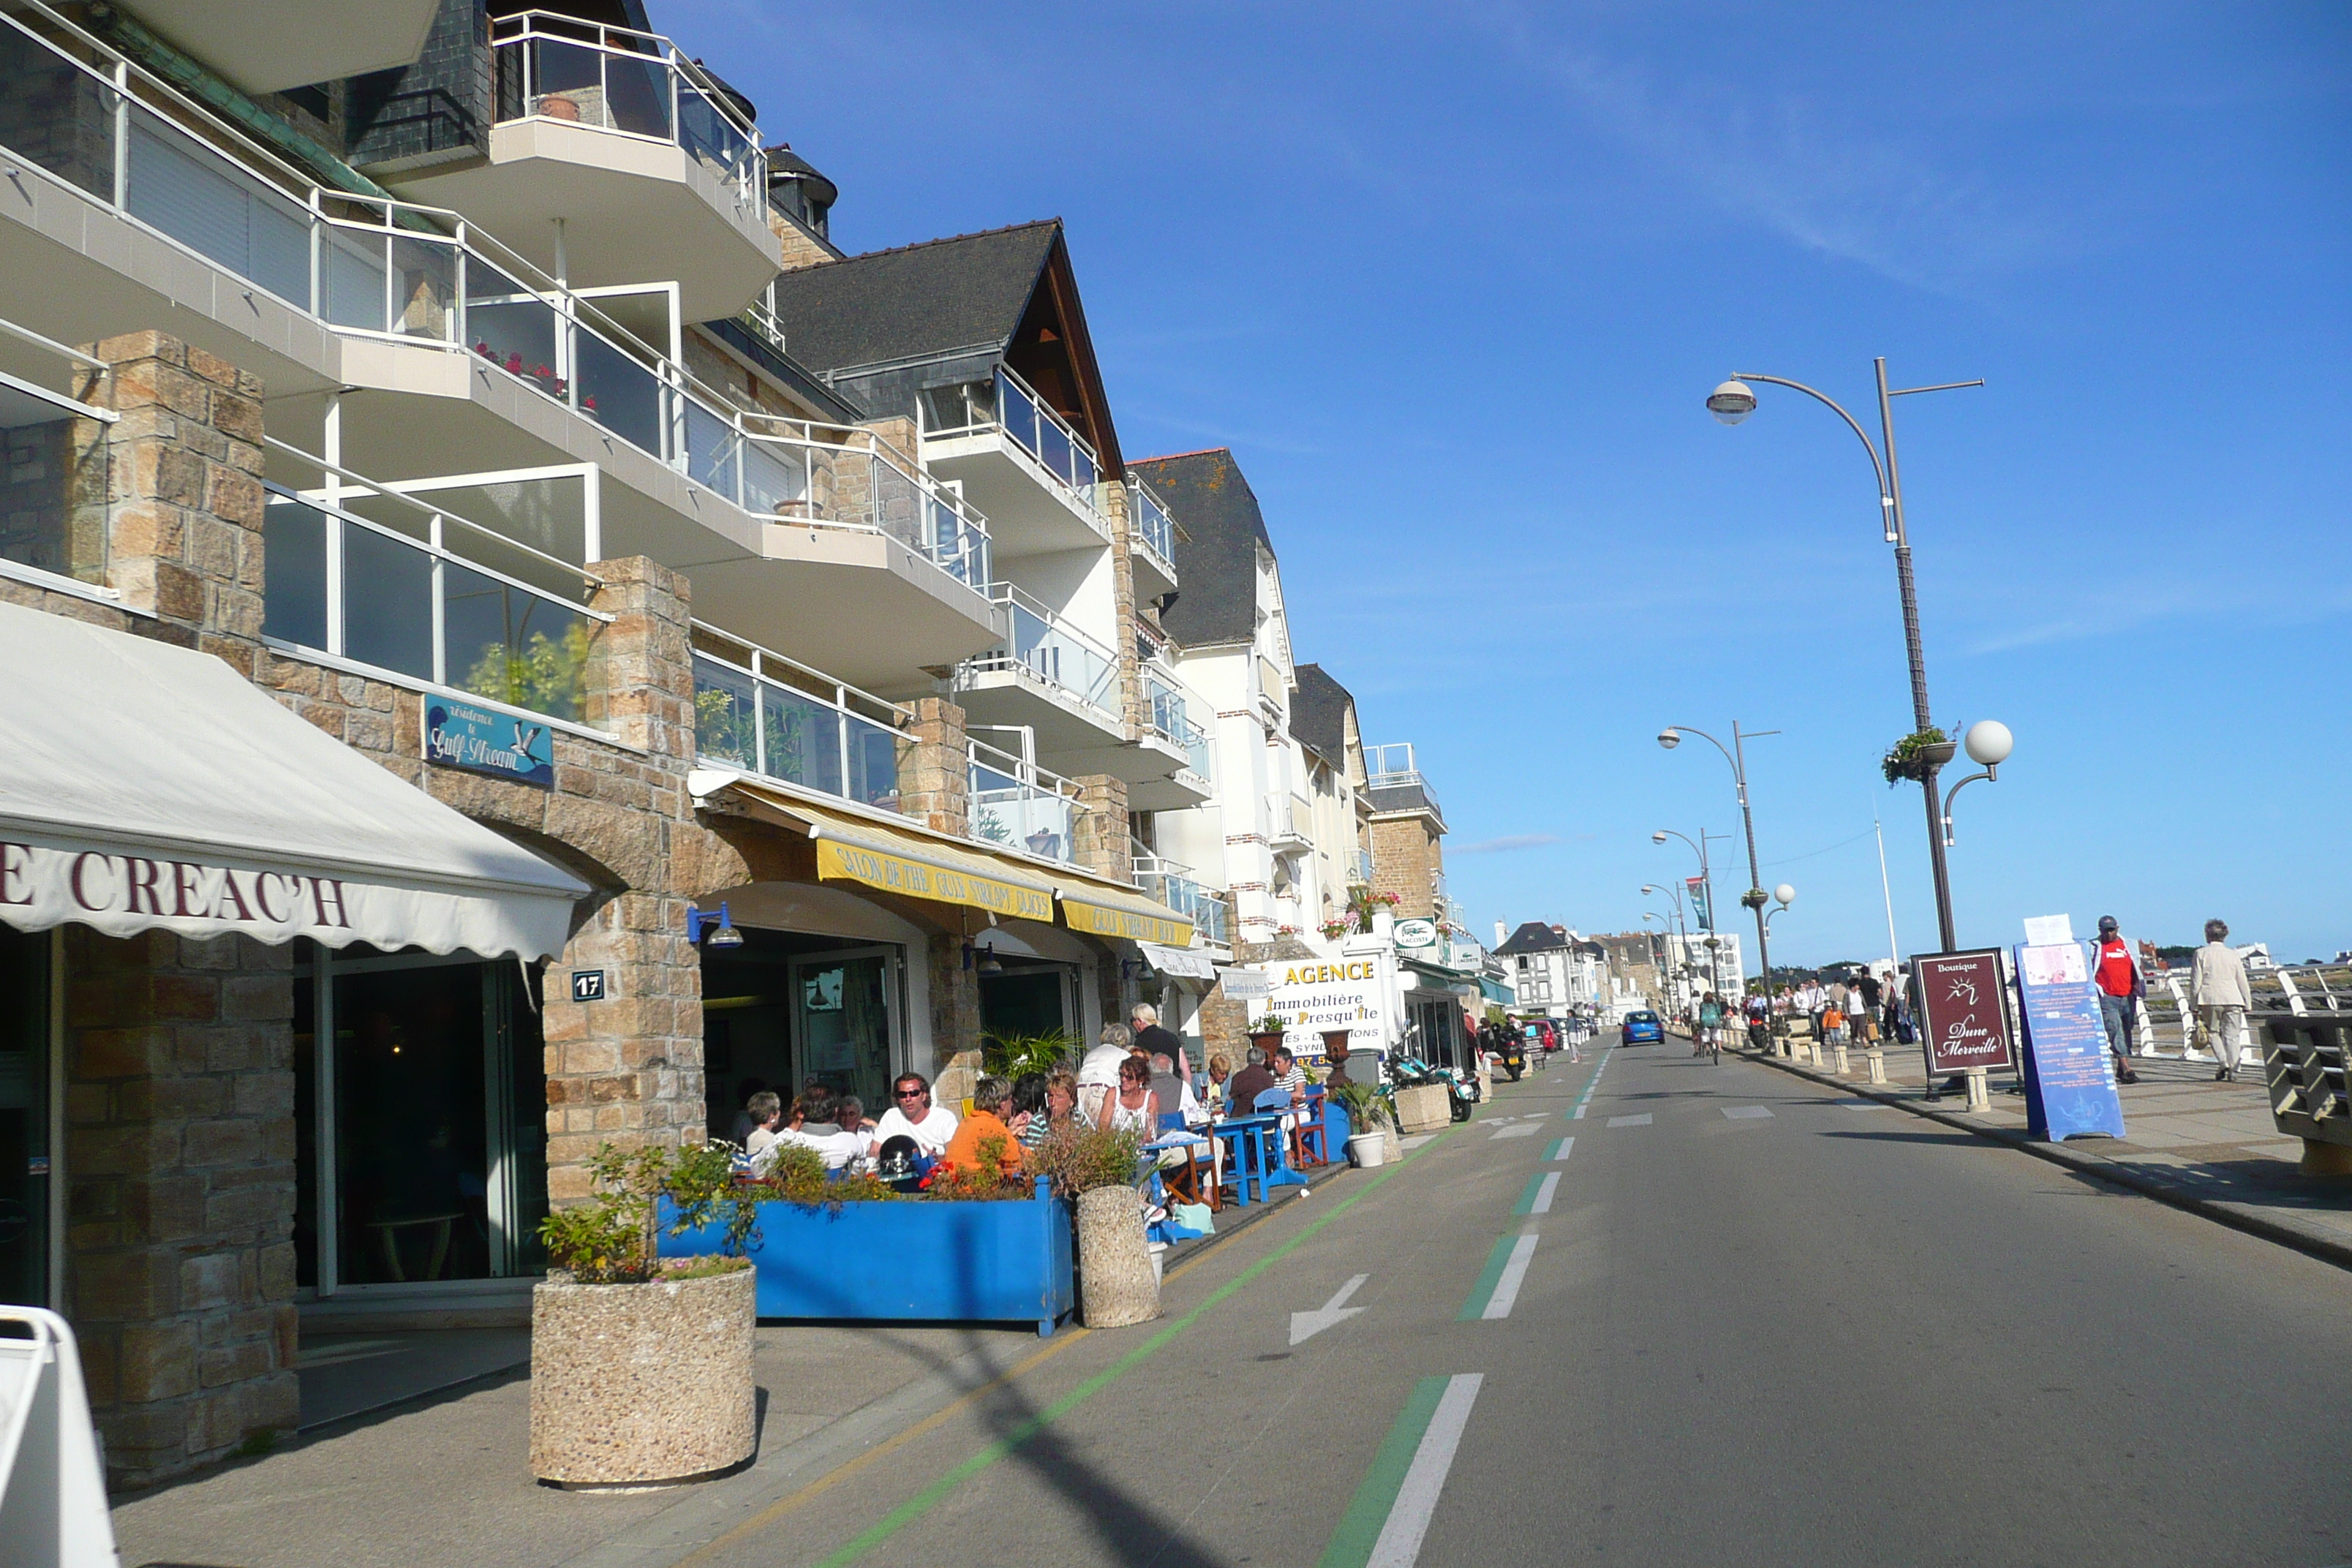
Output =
[
  {"x1": 1834, "y1": 1043, "x2": 1851, "y2": 1075},
  {"x1": 1965, "y1": 1069, "x2": 1991, "y2": 1112},
  {"x1": 1866, "y1": 1049, "x2": 1887, "y2": 1085}
]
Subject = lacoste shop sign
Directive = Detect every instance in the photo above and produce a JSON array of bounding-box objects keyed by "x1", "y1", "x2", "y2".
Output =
[{"x1": 1393, "y1": 918, "x2": 1438, "y2": 949}]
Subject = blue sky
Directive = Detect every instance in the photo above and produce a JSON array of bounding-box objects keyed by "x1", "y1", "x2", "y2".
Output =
[{"x1": 671, "y1": 1, "x2": 2350, "y2": 966}]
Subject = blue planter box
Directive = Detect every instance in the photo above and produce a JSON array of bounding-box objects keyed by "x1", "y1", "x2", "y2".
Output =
[{"x1": 658, "y1": 1179, "x2": 1077, "y2": 1336}]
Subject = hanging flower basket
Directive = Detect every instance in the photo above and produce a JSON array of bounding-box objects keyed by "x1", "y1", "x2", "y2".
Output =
[{"x1": 1881, "y1": 728, "x2": 1955, "y2": 785}]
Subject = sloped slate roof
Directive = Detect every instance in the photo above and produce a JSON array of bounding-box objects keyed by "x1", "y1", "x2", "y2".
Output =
[
  {"x1": 1290, "y1": 663, "x2": 1352, "y2": 769},
  {"x1": 1495, "y1": 921, "x2": 1570, "y2": 956},
  {"x1": 1129, "y1": 449, "x2": 1267, "y2": 646},
  {"x1": 759, "y1": 221, "x2": 1060, "y2": 374}
]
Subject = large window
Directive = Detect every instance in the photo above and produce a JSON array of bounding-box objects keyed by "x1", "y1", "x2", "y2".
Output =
[
  {"x1": 0, "y1": 927, "x2": 51, "y2": 1309},
  {"x1": 293, "y1": 946, "x2": 547, "y2": 1292}
]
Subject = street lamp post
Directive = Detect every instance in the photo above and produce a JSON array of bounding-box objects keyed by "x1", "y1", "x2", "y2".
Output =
[
  {"x1": 1642, "y1": 883, "x2": 1692, "y2": 1015},
  {"x1": 1653, "y1": 826, "x2": 1733, "y2": 993},
  {"x1": 1659, "y1": 722, "x2": 1778, "y2": 997},
  {"x1": 1941, "y1": 719, "x2": 2015, "y2": 846},
  {"x1": 1706, "y1": 361, "x2": 1982, "y2": 952}
]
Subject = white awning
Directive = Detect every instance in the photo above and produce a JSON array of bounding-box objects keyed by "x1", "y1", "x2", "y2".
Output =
[
  {"x1": 1139, "y1": 942, "x2": 1217, "y2": 979},
  {"x1": 0, "y1": 603, "x2": 589, "y2": 959}
]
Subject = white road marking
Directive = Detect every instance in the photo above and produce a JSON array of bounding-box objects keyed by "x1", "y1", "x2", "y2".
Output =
[
  {"x1": 1833, "y1": 1098, "x2": 1891, "y2": 1109},
  {"x1": 1368, "y1": 1373, "x2": 1485, "y2": 1568},
  {"x1": 1548, "y1": 1137, "x2": 1574, "y2": 1161},
  {"x1": 1398, "y1": 1134, "x2": 1436, "y2": 1151},
  {"x1": 1722, "y1": 1106, "x2": 1774, "y2": 1120},
  {"x1": 1482, "y1": 1233, "x2": 1539, "y2": 1319},
  {"x1": 1290, "y1": 1273, "x2": 1371, "y2": 1345},
  {"x1": 1488, "y1": 1123, "x2": 1539, "y2": 1140},
  {"x1": 1529, "y1": 1172, "x2": 1561, "y2": 1213},
  {"x1": 1606, "y1": 1113, "x2": 1652, "y2": 1128}
]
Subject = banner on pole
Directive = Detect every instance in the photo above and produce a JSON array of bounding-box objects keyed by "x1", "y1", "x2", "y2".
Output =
[{"x1": 1686, "y1": 877, "x2": 1711, "y2": 932}]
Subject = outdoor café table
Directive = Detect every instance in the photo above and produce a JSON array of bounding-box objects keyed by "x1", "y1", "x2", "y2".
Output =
[
  {"x1": 1210, "y1": 1113, "x2": 1309, "y2": 1207},
  {"x1": 1140, "y1": 1131, "x2": 1213, "y2": 1210}
]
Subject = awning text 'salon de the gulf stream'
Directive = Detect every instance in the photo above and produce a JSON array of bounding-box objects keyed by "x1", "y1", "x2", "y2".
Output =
[{"x1": 0, "y1": 602, "x2": 589, "y2": 960}]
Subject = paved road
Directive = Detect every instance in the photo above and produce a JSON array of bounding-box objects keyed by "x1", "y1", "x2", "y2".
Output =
[{"x1": 691, "y1": 1044, "x2": 2352, "y2": 1567}]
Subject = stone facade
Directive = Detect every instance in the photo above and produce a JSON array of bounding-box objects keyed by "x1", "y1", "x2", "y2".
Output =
[
  {"x1": 1371, "y1": 812, "x2": 1444, "y2": 921},
  {"x1": 64, "y1": 927, "x2": 302, "y2": 1483}
]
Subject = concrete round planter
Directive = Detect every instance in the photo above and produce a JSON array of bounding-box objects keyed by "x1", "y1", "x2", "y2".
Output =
[
  {"x1": 1346, "y1": 1130, "x2": 1387, "y2": 1168},
  {"x1": 1074, "y1": 1186, "x2": 1158, "y2": 1328},
  {"x1": 529, "y1": 1265, "x2": 755, "y2": 1487}
]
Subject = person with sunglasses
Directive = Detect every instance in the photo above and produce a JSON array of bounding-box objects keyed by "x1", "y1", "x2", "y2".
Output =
[{"x1": 871, "y1": 1071, "x2": 959, "y2": 1158}]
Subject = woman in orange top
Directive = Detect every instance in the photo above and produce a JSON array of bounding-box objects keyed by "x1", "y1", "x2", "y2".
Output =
[{"x1": 941, "y1": 1075, "x2": 1025, "y2": 1176}]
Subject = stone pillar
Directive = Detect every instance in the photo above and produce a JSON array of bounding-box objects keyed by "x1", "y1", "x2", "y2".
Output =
[
  {"x1": 79, "y1": 333, "x2": 265, "y2": 671},
  {"x1": 1098, "y1": 480, "x2": 1150, "y2": 736},
  {"x1": 1070, "y1": 774, "x2": 1131, "y2": 884},
  {"x1": 896, "y1": 697, "x2": 971, "y2": 838},
  {"x1": 542, "y1": 558, "x2": 704, "y2": 1202},
  {"x1": 927, "y1": 937, "x2": 984, "y2": 1101},
  {"x1": 64, "y1": 928, "x2": 300, "y2": 1487}
]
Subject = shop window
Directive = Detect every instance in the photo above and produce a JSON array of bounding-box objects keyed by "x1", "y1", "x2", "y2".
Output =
[
  {"x1": 294, "y1": 946, "x2": 546, "y2": 1292},
  {"x1": 0, "y1": 927, "x2": 50, "y2": 1308}
]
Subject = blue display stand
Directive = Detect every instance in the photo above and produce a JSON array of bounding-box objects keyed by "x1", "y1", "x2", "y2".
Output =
[
  {"x1": 659, "y1": 1179, "x2": 1077, "y2": 1336},
  {"x1": 2014, "y1": 943, "x2": 2126, "y2": 1141}
]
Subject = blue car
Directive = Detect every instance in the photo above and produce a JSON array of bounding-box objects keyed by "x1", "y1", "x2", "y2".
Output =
[{"x1": 1621, "y1": 1009, "x2": 1664, "y2": 1046}]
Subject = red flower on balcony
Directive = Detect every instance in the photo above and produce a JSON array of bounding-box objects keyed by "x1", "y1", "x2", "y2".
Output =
[
  {"x1": 474, "y1": 341, "x2": 493, "y2": 359},
  {"x1": 503, "y1": 351, "x2": 524, "y2": 375},
  {"x1": 583, "y1": 396, "x2": 597, "y2": 412}
]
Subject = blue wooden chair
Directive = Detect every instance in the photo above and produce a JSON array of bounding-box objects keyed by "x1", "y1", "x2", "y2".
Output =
[{"x1": 1249, "y1": 1088, "x2": 1311, "y2": 1191}]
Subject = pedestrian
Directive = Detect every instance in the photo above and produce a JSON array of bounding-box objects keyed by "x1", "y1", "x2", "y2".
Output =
[
  {"x1": 1853, "y1": 968, "x2": 1884, "y2": 1047},
  {"x1": 2192, "y1": 919, "x2": 2253, "y2": 1082},
  {"x1": 1695, "y1": 992, "x2": 1724, "y2": 1056},
  {"x1": 2090, "y1": 915, "x2": 2145, "y2": 1085}
]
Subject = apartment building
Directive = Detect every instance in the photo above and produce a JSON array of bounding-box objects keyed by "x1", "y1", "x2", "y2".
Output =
[
  {"x1": 1290, "y1": 664, "x2": 1376, "y2": 934},
  {"x1": 1493, "y1": 922, "x2": 1610, "y2": 1017},
  {"x1": 0, "y1": 0, "x2": 1191, "y2": 1484}
]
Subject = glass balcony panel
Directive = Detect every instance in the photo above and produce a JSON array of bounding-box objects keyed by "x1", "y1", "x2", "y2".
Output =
[
  {"x1": 843, "y1": 714, "x2": 905, "y2": 813},
  {"x1": 682, "y1": 396, "x2": 736, "y2": 498},
  {"x1": 866, "y1": 457, "x2": 923, "y2": 554},
  {"x1": 391, "y1": 234, "x2": 459, "y2": 342},
  {"x1": 0, "y1": 399, "x2": 105, "y2": 586},
  {"x1": 1072, "y1": 445, "x2": 1096, "y2": 494},
  {"x1": 759, "y1": 683, "x2": 844, "y2": 797},
  {"x1": 523, "y1": 38, "x2": 605, "y2": 121},
  {"x1": 1036, "y1": 415, "x2": 1073, "y2": 489},
  {"x1": 259, "y1": 494, "x2": 328, "y2": 647},
  {"x1": 996, "y1": 370, "x2": 1038, "y2": 456},
  {"x1": 1184, "y1": 727, "x2": 1213, "y2": 779},
  {"x1": 574, "y1": 327, "x2": 664, "y2": 455},
  {"x1": 0, "y1": 29, "x2": 116, "y2": 200},
  {"x1": 466, "y1": 268, "x2": 561, "y2": 388},
  {"x1": 443, "y1": 559, "x2": 595, "y2": 725},
  {"x1": 691, "y1": 655, "x2": 758, "y2": 769},
  {"x1": 970, "y1": 775, "x2": 1072, "y2": 863},
  {"x1": 322, "y1": 225, "x2": 390, "y2": 333},
  {"x1": 740, "y1": 435, "x2": 806, "y2": 518},
  {"x1": 677, "y1": 83, "x2": 753, "y2": 186},
  {"x1": 340, "y1": 525, "x2": 434, "y2": 682},
  {"x1": 127, "y1": 106, "x2": 309, "y2": 309},
  {"x1": 600, "y1": 50, "x2": 673, "y2": 140}
]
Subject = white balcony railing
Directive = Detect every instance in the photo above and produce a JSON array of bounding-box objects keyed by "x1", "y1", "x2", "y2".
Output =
[
  {"x1": 1348, "y1": 848, "x2": 1376, "y2": 889},
  {"x1": 0, "y1": 4, "x2": 990, "y2": 592},
  {"x1": 491, "y1": 11, "x2": 764, "y2": 207},
  {"x1": 1135, "y1": 853, "x2": 1216, "y2": 941},
  {"x1": 919, "y1": 364, "x2": 1104, "y2": 513},
  {"x1": 969, "y1": 737, "x2": 1085, "y2": 865},
  {"x1": 0, "y1": 316, "x2": 117, "y2": 597},
  {"x1": 960, "y1": 584, "x2": 1119, "y2": 717},
  {"x1": 692, "y1": 622, "x2": 911, "y2": 814},
  {"x1": 1145, "y1": 674, "x2": 1212, "y2": 778},
  {"x1": 259, "y1": 455, "x2": 615, "y2": 734},
  {"x1": 1128, "y1": 476, "x2": 1177, "y2": 576}
]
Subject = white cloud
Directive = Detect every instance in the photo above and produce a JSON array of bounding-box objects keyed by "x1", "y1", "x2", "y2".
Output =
[{"x1": 1454, "y1": 834, "x2": 1567, "y2": 853}]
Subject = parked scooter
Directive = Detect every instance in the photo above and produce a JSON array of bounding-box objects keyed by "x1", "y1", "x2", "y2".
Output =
[{"x1": 1392, "y1": 1055, "x2": 1481, "y2": 1121}]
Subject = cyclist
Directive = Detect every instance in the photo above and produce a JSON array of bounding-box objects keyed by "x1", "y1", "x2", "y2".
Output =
[{"x1": 1695, "y1": 991, "x2": 1726, "y2": 1059}]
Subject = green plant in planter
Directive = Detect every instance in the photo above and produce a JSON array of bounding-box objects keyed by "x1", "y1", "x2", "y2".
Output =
[
  {"x1": 982, "y1": 1027, "x2": 1078, "y2": 1079},
  {"x1": 1881, "y1": 726, "x2": 1951, "y2": 785},
  {"x1": 1332, "y1": 1079, "x2": 1392, "y2": 1133},
  {"x1": 1025, "y1": 1122, "x2": 1146, "y2": 1198},
  {"x1": 1248, "y1": 1013, "x2": 1289, "y2": 1037},
  {"x1": 538, "y1": 1141, "x2": 760, "y2": 1283}
]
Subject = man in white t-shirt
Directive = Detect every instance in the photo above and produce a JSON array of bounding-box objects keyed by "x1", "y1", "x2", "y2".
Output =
[
  {"x1": 872, "y1": 1072, "x2": 959, "y2": 1158},
  {"x1": 1075, "y1": 1023, "x2": 1134, "y2": 1108}
]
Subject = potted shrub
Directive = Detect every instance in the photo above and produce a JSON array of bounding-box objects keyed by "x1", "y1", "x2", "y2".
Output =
[
  {"x1": 530, "y1": 1142, "x2": 761, "y2": 1488},
  {"x1": 1881, "y1": 726, "x2": 1956, "y2": 785},
  {"x1": 1029, "y1": 1122, "x2": 1156, "y2": 1327},
  {"x1": 1248, "y1": 1013, "x2": 1289, "y2": 1056},
  {"x1": 1333, "y1": 1081, "x2": 1392, "y2": 1168}
]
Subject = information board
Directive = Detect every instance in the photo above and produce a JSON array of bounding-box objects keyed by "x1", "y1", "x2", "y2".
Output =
[
  {"x1": 2014, "y1": 941, "x2": 2126, "y2": 1141},
  {"x1": 1236, "y1": 959, "x2": 1392, "y2": 1060},
  {"x1": 1910, "y1": 949, "x2": 2016, "y2": 1075}
]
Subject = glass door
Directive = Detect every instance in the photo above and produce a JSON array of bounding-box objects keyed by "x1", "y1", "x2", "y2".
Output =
[
  {"x1": 0, "y1": 927, "x2": 51, "y2": 1308},
  {"x1": 790, "y1": 948, "x2": 901, "y2": 1113}
]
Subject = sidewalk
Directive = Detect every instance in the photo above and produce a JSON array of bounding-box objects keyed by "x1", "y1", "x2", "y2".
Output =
[
  {"x1": 1737, "y1": 1034, "x2": 2352, "y2": 1267},
  {"x1": 110, "y1": 1172, "x2": 1332, "y2": 1568}
]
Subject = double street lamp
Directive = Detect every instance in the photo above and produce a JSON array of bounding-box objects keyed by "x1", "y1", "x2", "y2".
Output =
[
  {"x1": 1657, "y1": 722, "x2": 1777, "y2": 996},
  {"x1": 1705, "y1": 360, "x2": 1983, "y2": 952}
]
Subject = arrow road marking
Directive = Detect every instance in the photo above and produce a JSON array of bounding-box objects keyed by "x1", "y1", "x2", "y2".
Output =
[{"x1": 1291, "y1": 1273, "x2": 1371, "y2": 1346}]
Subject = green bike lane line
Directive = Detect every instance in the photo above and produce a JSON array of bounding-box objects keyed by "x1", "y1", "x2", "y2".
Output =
[
  {"x1": 1316, "y1": 1373, "x2": 1485, "y2": 1568},
  {"x1": 810, "y1": 1123, "x2": 1461, "y2": 1568},
  {"x1": 1568, "y1": 1045, "x2": 1616, "y2": 1120}
]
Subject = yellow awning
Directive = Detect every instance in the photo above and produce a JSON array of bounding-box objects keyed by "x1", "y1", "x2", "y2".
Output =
[
  {"x1": 1058, "y1": 884, "x2": 1194, "y2": 948},
  {"x1": 709, "y1": 782, "x2": 1054, "y2": 921}
]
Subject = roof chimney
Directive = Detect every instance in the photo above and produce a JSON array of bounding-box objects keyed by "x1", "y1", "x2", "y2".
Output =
[{"x1": 1493, "y1": 921, "x2": 1507, "y2": 945}]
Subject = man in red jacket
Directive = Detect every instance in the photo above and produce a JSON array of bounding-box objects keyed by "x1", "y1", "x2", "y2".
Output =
[{"x1": 2092, "y1": 914, "x2": 2144, "y2": 1085}]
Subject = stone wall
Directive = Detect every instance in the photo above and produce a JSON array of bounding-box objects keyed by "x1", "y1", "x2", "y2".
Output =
[
  {"x1": 64, "y1": 928, "x2": 301, "y2": 1484},
  {"x1": 1371, "y1": 813, "x2": 1442, "y2": 921}
]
